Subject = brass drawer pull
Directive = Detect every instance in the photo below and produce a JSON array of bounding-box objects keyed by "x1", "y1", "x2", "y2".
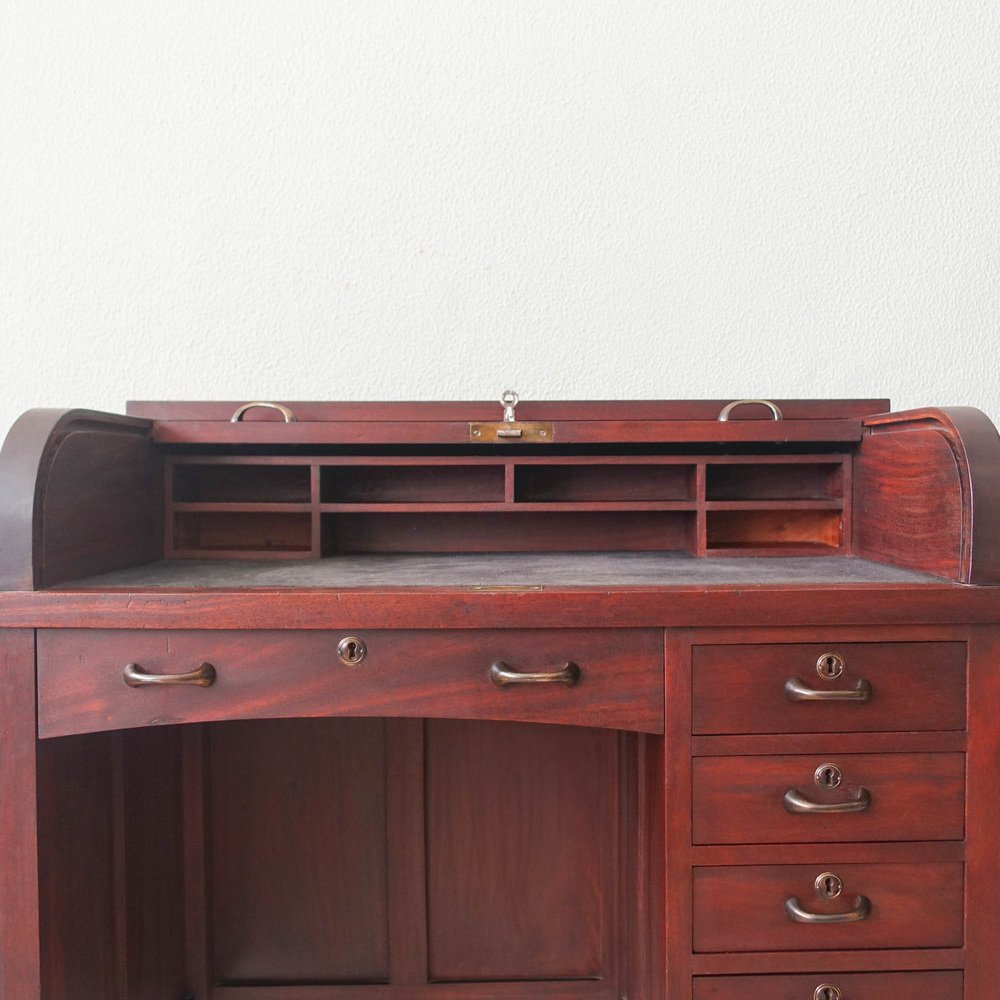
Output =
[
  {"x1": 784, "y1": 787, "x2": 872, "y2": 814},
  {"x1": 489, "y1": 660, "x2": 581, "y2": 687},
  {"x1": 784, "y1": 894, "x2": 871, "y2": 924},
  {"x1": 784, "y1": 676, "x2": 872, "y2": 702},
  {"x1": 718, "y1": 398, "x2": 783, "y2": 421},
  {"x1": 229, "y1": 401, "x2": 297, "y2": 423},
  {"x1": 123, "y1": 662, "x2": 217, "y2": 688}
]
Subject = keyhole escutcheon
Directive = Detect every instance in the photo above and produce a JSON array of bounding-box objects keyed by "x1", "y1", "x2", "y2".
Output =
[
  {"x1": 815, "y1": 652, "x2": 845, "y2": 679},
  {"x1": 815, "y1": 872, "x2": 844, "y2": 899},
  {"x1": 814, "y1": 763, "x2": 843, "y2": 789},
  {"x1": 337, "y1": 636, "x2": 368, "y2": 666},
  {"x1": 814, "y1": 986, "x2": 842, "y2": 1000}
]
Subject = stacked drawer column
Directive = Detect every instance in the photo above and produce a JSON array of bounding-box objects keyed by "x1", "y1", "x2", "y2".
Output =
[{"x1": 671, "y1": 628, "x2": 968, "y2": 1000}]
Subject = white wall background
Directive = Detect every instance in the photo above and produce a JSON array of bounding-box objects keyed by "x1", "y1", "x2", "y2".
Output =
[{"x1": 2, "y1": 2, "x2": 999, "y2": 435}]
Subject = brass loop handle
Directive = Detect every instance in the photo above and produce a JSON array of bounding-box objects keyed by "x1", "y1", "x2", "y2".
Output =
[
  {"x1": 784, "y1": 677, "x2": 872, "y2": 702},
  {"x1": 124, "y1": 662, "x2": 217, "y2": 688},
  {"x1": 718, "y1": 399, "x2": 783, "y2": 422},
  {"x1": 490, "y1": 660, "x2": 581, "y2": 688},
  {"x1": 785, "y1": 894, "x2": 871, "y2": 924},
  {"x1": 230, "y1": 402, "x2": 297, "y2": 423},
  {"x1": 784, "y1": 787, "x2": 872, "y2": 814}
]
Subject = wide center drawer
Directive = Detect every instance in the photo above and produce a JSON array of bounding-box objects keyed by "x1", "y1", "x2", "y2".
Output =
[{"x1": 36, "y1": 628, "x2": 663, "y2": 738}]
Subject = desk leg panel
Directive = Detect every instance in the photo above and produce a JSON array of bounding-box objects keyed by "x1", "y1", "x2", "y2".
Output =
[{"x1": 0, "y1": 629, "x2": 39, "y2": 1000}]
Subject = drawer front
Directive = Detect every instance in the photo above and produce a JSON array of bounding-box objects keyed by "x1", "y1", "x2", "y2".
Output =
[
  {"x1": 692, "y1": 642, "x2": 966, "y2": 735},
  {"x1": 693, "y1": 971, "x2": 963, "y2": 999},
  {"x1": 37, "y1": 628, "x2": 663, "y2": 738},
  {"x1": 692, "y1": 863, "x2": 964, "y2": 953},
  {"x1": 693, "y1": 752, "x2": 965, "y2": 844}
]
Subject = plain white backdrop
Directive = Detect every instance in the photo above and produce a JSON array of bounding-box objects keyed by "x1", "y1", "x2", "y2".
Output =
[{"x1": 2, "y1": 2, "x2": 999, "y2": 435}]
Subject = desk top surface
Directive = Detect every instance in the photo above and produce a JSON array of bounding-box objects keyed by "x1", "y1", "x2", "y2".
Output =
[{"x1": 62, "y1": 553, "x2": 943, "y2": 591}]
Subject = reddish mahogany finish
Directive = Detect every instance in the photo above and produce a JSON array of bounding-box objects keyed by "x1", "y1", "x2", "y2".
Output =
[
  {"x1": 692, "y1": 751, "x2": 965, "y2": 844},
  {"x1": 1, "y1": 397, "x2": 999, "y2": 1000},
  {"x1": 37, "y1": 627, "x2": 663, "y2": 737},
  {"x1": 692, "y1": 970, "x2": 963, "y2": 999},
  {"x1": 692, "y1": 862, "x2": 965, "y2": 952},
  {"x1": 691, "y1": 641, "x2": 967, "y2": 734}
]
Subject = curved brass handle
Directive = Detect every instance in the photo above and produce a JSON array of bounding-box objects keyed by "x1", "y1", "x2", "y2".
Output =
[
  {"x1": 489, "y1": 660, "x2": 581, "y2": 687},
  {"x1": 785, "y1": 894, "x2": 871, "y2": 924},
  {"x1": 784, "y1": 677, "x2": 872, "y2": 702},
  {"x1": 230, "y1": 402, "x2": 297, "y2": 423},
  {"x1": 123, "y1": 662, "x2": 217, "y2": 688},
  {"x1": 784, "y1": 787, "x2": 872, "y2": 814},
  {"x1": 718, "y1": 399, "x2": 783, "y2": 422}
]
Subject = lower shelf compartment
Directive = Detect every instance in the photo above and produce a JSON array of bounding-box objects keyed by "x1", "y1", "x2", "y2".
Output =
[{"x1": 36, "y1": 719, "x2": 663, "y2": 999}]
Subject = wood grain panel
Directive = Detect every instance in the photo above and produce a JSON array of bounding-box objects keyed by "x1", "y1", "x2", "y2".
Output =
[
  {"x1": 37, "y1": 733, "x2": 118, "y2": 999},
  {"x1": 120, "y1": 727, "x2": 186, "y2": 1000},
  {"x1": 692, "y1": 641, "x2": 966, "y2": 734},
  {"x1": 693, "y1": 863, "x2": 964, "y2": 953},
  {"x1": 854, "y1": 429, "x2": 963, "y2": 579},
  {"x1": 0, "y1": 630, "x2": 40, "y2": 998},
  {"x1": 425, "y1": 720, "x2": 617, "y2": 984},
  {"x1": 693, "y1": 970, "x2": 962, "y2": 999},
  {"x1": 323, "y1": 510, "x2": 696, "y2": 554},
  {"x1": 41, "y1": 427, "x2": 162, "y2": 587},
  {"x1": 692, "y1": 752, "x2": 965, "y2": 844},
  {"x1": 207, "y1": 718, "x2": 389, "y2": 985},
  {"x1": 37, "y1": 628, "x2": 663, "y2": 737},
  {"x1": 127, "y1": 399, "x2": 890, "y2": 422},
  {"x1": 964, "y1": 625, "x2": 1000, "y2": 997}
]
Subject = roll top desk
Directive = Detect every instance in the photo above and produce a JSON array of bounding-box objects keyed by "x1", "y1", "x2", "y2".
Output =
[{"x1": 1, "y1": 397, "x2": 999, "y2": 1000}]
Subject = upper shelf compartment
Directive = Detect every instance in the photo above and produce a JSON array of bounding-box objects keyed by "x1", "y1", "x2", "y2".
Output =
[
  {"x1": 705, "y1": 458, "x2": 843, "y2": 502},
  {"x1": 160, "y1": 454, "x2": 848, "y2": 560},
  {"x1": 7, "y1": 400, "x2": 1000, "y2": 588}
]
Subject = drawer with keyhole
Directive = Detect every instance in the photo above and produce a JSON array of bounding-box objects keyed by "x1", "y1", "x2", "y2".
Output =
[
  {"x1": 692, "y1": 642, "x2": 966, "y2": 734},
  {"x1": 36, "y1": 627, "x2": 664, "y2": 738},
  {"x1": 692, "y1": 751, "x2": 965, "y2": 844},
  {"x1": 692, "y1": 862, "x2": 964, "y2": 953},
  {"x1": 693, "y1": 970, "x2": 963, "y2": 1000}
]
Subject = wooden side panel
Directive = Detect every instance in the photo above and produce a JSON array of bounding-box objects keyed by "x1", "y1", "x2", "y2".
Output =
[
  {"x1": 0, "y1": 629, "x2": 39, "y2": 1000},
  {"x1": 964, "y1": 626, "x2": 1000, "y2": 998},
  {"x1": 425, "y1": 720, "x2": 617, "y2": 984},
  {"x1": 207, "y1": 718, "x2": 390, "y2": 985},
  {"x1": 41, "y1": 428, "x2": 162, "y2": 587},
  {"x1": 0, "y1": 409, "x2": 158, "y2": 590},
  {"x1": 37, "y1": 732, "x2": 119, "y2": 999},
  {"x1": 854, "y1": 429, "x2": 963, "y2": 579}
]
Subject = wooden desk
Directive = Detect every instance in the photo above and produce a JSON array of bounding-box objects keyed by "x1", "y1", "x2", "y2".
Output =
[{"x1": 1, "y1": 398, "x2": 999, "y2": 1000}]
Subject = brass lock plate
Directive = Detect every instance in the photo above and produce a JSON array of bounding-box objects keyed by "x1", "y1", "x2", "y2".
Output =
[
  {"x1": 814, "y1": 763, "x2": 843, "y2": 789},
  {"x1": 816, "y1": 652, "x2": 845, "y2": 679},
  {"x1": 337, "y1": 636, "x2": 368, "y2": 666},
  {"x1": 469, "y1": 421, "x2": 554, "y2": 443},
  {"x1": 815, "y1": 872, "x2": 844, "y2": 899}
]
